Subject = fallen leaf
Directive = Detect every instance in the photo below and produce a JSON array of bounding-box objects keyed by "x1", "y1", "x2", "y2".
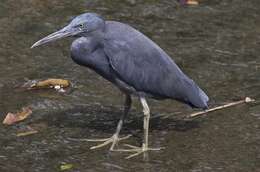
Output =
[
  {"x1": 3, "y1": 107, "x2": 32, "y2": 125},
  {"x1": 60, "y1": 164, "x2": 73, "y2": 171},
  {"x1": 186, "y1": 0, "x2": 199, "y2": 5},
  {"x1": 179, "y1": 0, "x2": 199, "y2": 5},
  {"x1": 30, "y1": 79, "x2": 70, "y2": 89},
  {"x1": 16, "y1": 130, "x2": 38, "y2": 137}
]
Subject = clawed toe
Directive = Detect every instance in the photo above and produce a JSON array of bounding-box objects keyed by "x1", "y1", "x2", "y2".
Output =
[
  {"x1": 113, "y1": 144, "x2": 164, "y2": 159},
  {"x1": 86, "y1": 134, "x2": 132, "y2": 150}
]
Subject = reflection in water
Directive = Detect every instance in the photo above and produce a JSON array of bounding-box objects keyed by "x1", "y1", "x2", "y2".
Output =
[{"x1": 0, "y1": 0, "x2": 260, "y2": 171}]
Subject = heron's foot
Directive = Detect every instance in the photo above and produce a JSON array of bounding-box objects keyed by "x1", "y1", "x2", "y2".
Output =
[
  {"x1": 113, "y1": 144, "x2": 164, "y2": 159},
  {"x1": 85, "y1": 134, "x2": 132, "y2": 150}
]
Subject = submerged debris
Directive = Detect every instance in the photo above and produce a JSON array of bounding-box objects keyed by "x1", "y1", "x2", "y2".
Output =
[
  {"x1": 16, "y1": 130, "x2": 38, "y2": 137},
  {"x1": 60, "y1": 163, "x2": 73, "y2": 171},
  {"x1": 3, "y1": 107, "x2": 32, "y2": 125},
  {"x1": 16, "y1": 126, "x2": 38, "y2": 137}
]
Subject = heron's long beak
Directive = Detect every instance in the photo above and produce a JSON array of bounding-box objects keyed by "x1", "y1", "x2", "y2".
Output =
[{"x1": 31, "y1": 26, "x2": 76, "y2": 48}]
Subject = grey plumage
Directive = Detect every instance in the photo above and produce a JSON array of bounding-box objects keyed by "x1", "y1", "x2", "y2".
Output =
[{"x1": 70, "y1": 17, "x2": 208, "y2": 109}]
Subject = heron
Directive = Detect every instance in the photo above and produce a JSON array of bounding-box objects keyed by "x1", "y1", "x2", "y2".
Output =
[{"x1": 31, "y1": 13, "x2": 209, "y2": 159}]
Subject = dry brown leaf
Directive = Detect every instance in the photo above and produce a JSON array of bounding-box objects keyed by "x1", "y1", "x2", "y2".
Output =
[
  {"x1": 30, "y1": 78, "x2": 70, "y2": 89},
  {"x1": 3, "y1": 107, "x2": 32, "y2": 125},
  {"x1": 186, "y1": 0, "x2": 199, "y2": 5}
]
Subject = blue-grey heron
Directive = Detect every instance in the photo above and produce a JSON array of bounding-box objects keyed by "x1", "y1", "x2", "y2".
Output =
[{"x1": 31, "y1": 13, "x2": 209, "y2": 158}]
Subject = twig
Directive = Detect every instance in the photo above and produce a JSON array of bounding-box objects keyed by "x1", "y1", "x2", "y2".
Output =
[{"x1": 187, "y1": 97, "x2": 255, "y2": 118}]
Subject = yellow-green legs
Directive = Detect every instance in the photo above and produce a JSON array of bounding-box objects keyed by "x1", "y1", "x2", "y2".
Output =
[
  {"x1": 86, "y1": 94, "x2": 132, "y2": 150},
  {"x1": 114, "y1": 96, "x2": 164, "y2": 159}
]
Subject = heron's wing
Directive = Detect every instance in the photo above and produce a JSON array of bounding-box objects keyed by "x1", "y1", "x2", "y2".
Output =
[{"x1": 103, "y1": 38, "x2": 208, "y2": 108}]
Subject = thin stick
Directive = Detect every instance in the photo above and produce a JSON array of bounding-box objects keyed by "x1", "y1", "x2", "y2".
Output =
[{"x1": 187, "y1": 97, "x2": 255, "y2": 118}]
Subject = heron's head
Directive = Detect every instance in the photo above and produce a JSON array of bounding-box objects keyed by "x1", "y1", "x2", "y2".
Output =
[{"x1": 31, "y1": 13, "x2": 105, "y2": 48}]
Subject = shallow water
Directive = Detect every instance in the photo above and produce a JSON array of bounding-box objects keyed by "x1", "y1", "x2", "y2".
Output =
[{"x1": 0, "y1": 0, "x2": 260, "y2": 171}]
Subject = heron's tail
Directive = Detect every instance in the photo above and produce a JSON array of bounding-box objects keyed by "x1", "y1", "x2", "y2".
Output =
[
  {"x1": 198, "y1": 87, "x2": 209, "y2": 109},
  {"x1": 182, "y1": 78, "x2": 209, "y2": 109}
]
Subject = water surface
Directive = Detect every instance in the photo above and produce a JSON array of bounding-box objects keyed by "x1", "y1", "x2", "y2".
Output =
[{"x1": 0, "y1": 0, "x2": 259, "y2": 171}]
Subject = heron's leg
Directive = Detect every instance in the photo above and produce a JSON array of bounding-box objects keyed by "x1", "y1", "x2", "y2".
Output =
[
  {"x1": 86, "y1": 94, "x2": 132, "y2": 150},
  {"x1": 141, "y1": 96, "x2": 150, "y2": 150},
  {"x1": 114, "y1": 96, "x2": 164, "y2": 159}
]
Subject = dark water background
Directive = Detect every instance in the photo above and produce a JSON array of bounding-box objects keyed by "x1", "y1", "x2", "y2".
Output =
[{"x1": 0, "y1": 0, "x2": 259, "y2": 171}]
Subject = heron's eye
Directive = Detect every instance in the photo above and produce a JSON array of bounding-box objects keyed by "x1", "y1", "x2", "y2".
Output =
[{"x1": 79, "y1": 23, "x2": 85, "y2": 30}]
